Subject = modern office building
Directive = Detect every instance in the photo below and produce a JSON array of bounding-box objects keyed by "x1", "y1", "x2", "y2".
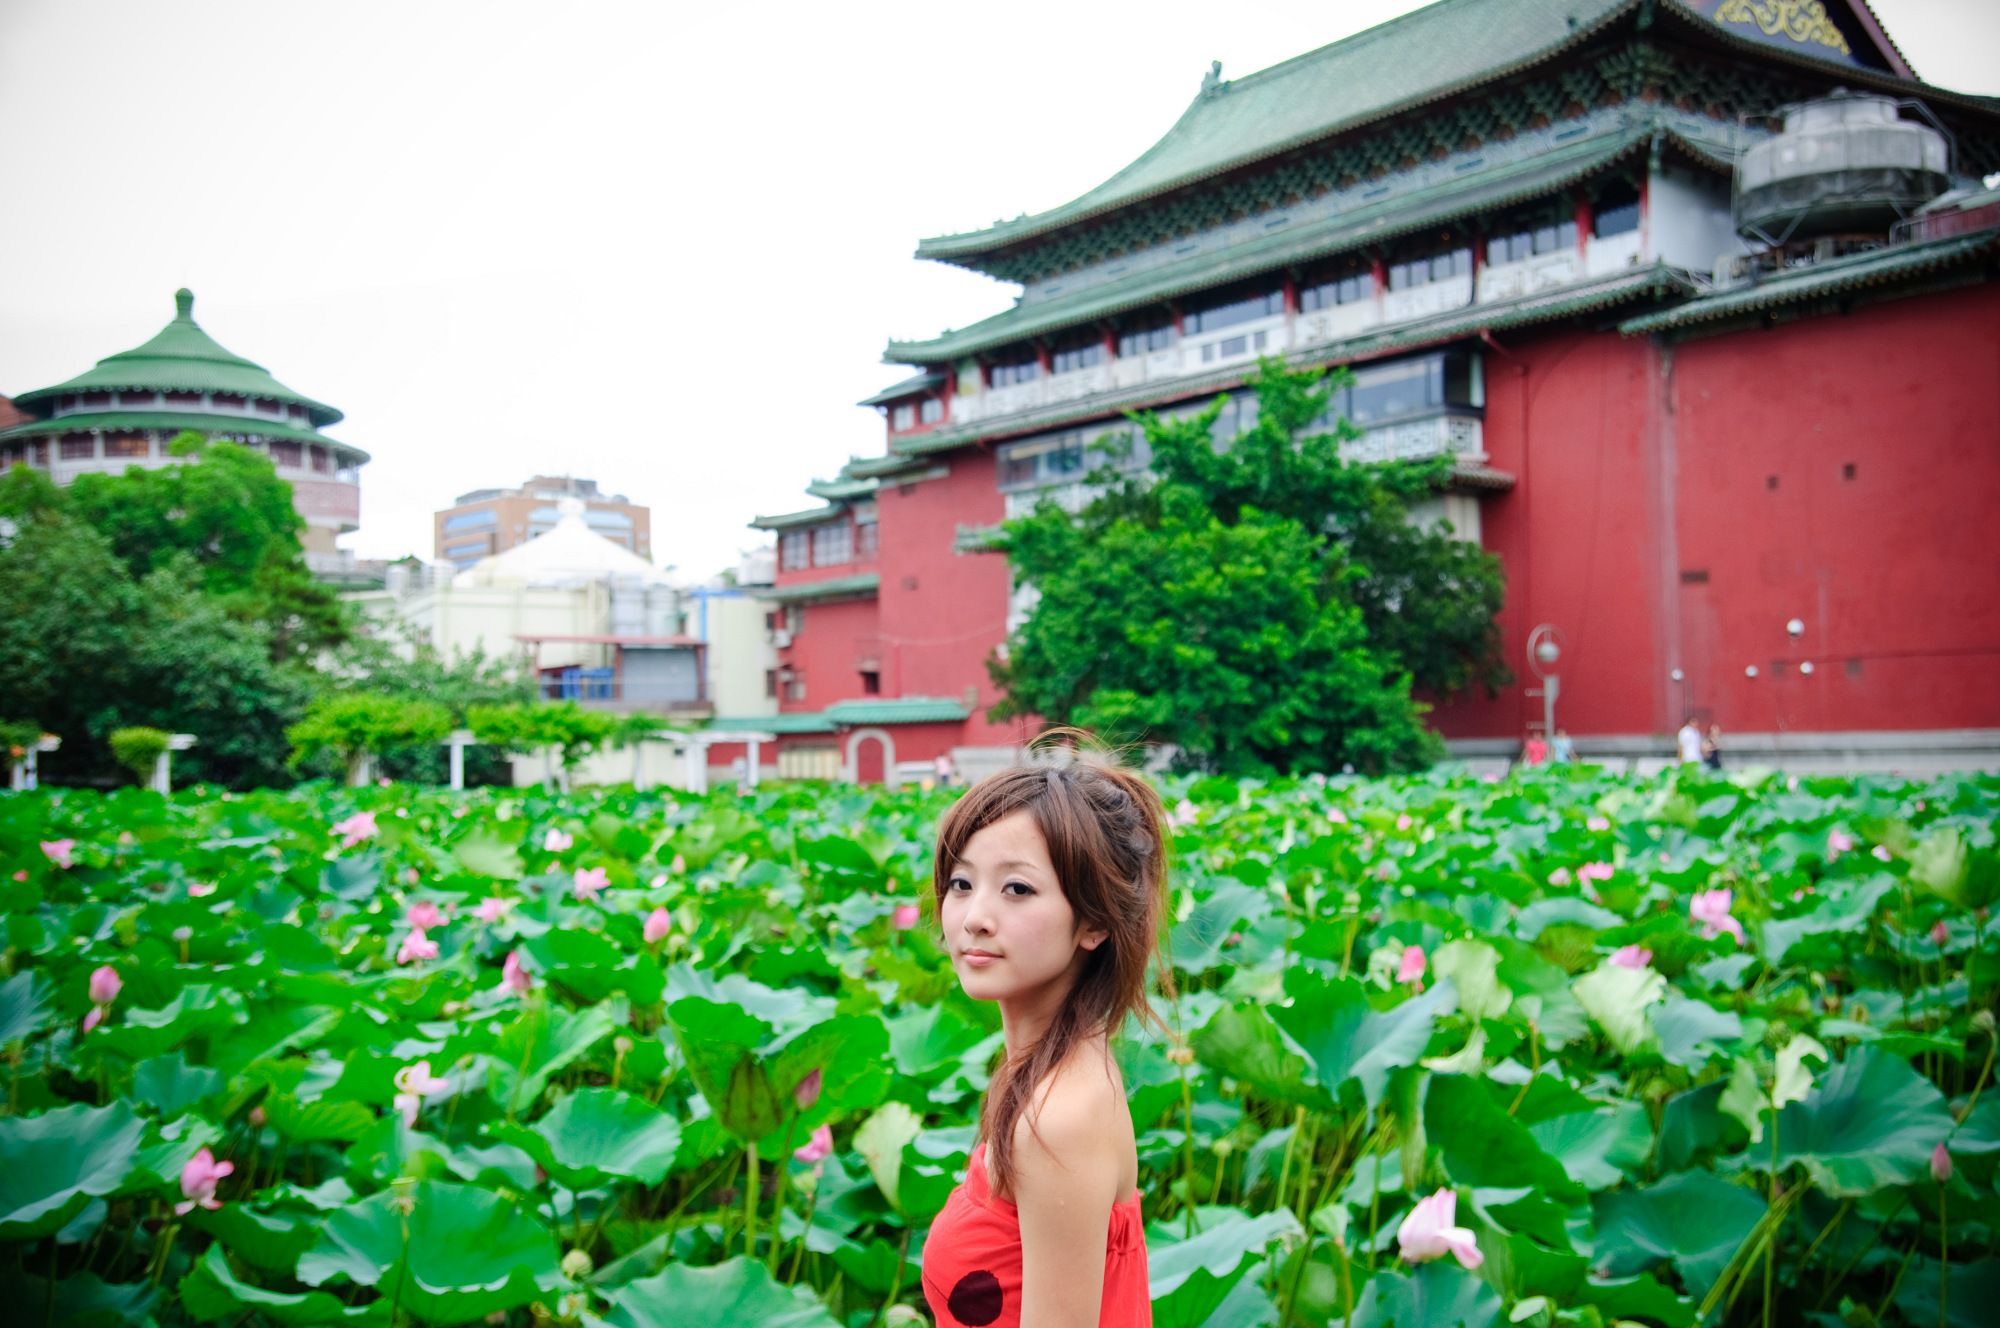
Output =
[
  {"x1": 1, "y1": 289, "x2": 367, "y2": 561},
  {"x1": 434, "y1": 476, "x2": 651, "y2": 571},
  {"x1": 739, "y1": 0, "x2": 2000, "y2": 780}
]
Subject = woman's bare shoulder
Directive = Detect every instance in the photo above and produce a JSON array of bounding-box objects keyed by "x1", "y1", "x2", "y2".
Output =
[{"x1": 1014, "y1": 1044, "x2": 1127, "y2": 1162}]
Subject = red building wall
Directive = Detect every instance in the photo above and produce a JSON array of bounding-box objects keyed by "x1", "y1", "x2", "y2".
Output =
[
  {"x1": 874, "y1": 447, "x2": 1025, "y2": 747},
  {"x1": 781, "y1": 594, "x2": 881, "y2": 712}
]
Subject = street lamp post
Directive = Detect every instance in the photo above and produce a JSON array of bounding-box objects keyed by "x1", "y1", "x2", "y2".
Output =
[{"x1": 1526, "y1": 623, "x2": 1565, "y2": 739}]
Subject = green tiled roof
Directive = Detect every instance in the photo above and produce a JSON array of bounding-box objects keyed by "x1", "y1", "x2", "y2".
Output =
[
  {"x1": 913, "y1": 0, "x2": 1970, "y2": 269},
  {"x1": 888, "y1": 124, "x2": 1712, "y2": 364},
  {"x1": 13, "y1": 290, "x2": 344, "y2": 426},
  {"x1": 1618, "y1": 231, "x2": 2000, "y2": 334},
  {"x1": 824, "y1": 697, "x2": 970, "y2": 726},
  {"x1": 890, "y1": 263, "x2": 1687, "y2": 456},
  {"x1": 857, "y1": 371, "x2": 945, "y2": 407},
  {"x1": 0, "y1": 408, "x2": 366, "y2": 461},
  {"x1": 706, "y1": 713, "x2": 836, "y2": 735},
  {"x1": 755, "y1": 572, "x2": 881, "y2": 604},
  {"x1": 749, "y1": 503, "x2": 845, "y2": 531},
  {"x1": 805, "y1": 474, "x2": 879, "y2": 501}
]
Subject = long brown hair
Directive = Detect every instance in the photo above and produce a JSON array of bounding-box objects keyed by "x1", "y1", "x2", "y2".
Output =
[{"x1": 930, "y1": 728, "x2": 1176, "y2": 1200}]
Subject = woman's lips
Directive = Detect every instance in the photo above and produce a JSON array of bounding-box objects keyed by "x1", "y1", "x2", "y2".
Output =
[{"x1": 960, "y1": 951, "x2": 1002, "y2": 967}]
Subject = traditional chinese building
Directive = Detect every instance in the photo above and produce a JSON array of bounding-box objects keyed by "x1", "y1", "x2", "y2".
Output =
[
  {"x1": 745, "y1": 0, "x2": 2000, "y2": 780},
  {"x1": 1, "y1": 290, "x2": 366, "y2": 561}
]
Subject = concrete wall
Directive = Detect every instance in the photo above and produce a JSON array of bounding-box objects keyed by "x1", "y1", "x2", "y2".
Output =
[{"x1": 691, "y1": 588, "x2": 779, "y2": 719}]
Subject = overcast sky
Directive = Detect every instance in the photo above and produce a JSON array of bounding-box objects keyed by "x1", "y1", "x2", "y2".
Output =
[{"x1": 4, "y1": 0, "x2": 1995, "y2": 580}]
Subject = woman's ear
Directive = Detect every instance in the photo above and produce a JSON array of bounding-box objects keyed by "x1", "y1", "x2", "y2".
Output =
[{"x1": 1079, "y1": 924, "x2": 1110, "y2": 951}]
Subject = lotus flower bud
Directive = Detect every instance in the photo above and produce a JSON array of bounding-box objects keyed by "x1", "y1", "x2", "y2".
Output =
[
  {"x1": 794, "y1": 1068, "x2": 822, "y2": 1111},
  {"x1": 1931, "y1": 1142, "x2": 1952, "y2": 1184},
  {"x1": 561, "y1": 1248, "x2": 593, "y2": 1279}
]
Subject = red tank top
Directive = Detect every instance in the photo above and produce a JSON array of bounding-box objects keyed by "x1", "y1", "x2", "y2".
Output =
[{"x1": 920, "y1": 1140, "x2": 1151, "y2": 1327}]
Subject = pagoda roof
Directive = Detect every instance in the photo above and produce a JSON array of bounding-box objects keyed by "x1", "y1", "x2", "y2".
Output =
[
  {"x1": 0, "y1": 407, "x2": 365, "y2": 460},
  {"x1": 915, "y1": 0, "x2": 1943, "y2": 271},
  {"x1": 1619, "y1": 228, "x2": 2000, "y2": 335},
  {"x1": 857, "y1": 371, "x2": 945, "y2": 407},
  {"x1": 891, "y1": 262, "x2": 1688, "y2": 457},
  {"x1": 12, "y1": 290, "x2": 344, "y2": 427},
  {"x1": 755, "y1": 572, "x2": 881, "y2": 605},
  {"x1": 749, "y1": 503, "x2": 846, "y2": 531},
  {"x1": 888, "y1": 121, "x2": 1719, "y2": 365}
]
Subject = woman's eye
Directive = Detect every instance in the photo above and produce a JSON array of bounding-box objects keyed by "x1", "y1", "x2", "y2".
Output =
[
  {"x1": 1005, "y1": 881, "x2": 1034, "y2": 896},
  {"x1": 947, "y1": 878, "x2": 970, "y2": 892}
]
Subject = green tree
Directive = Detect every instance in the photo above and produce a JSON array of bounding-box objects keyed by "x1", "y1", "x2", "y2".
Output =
[
  {"x1": 468, "y1": 701, "x2": 616, "y2": 790},
  {"x1": 287, "y1": 694, "x2": 454, "y2": 786},
  {"x1": 318, "y1": 623, "x2": 534, "y2": 785},
  {"x1": 990, "y1": 358, "x2": 1508, "y2": 775}
]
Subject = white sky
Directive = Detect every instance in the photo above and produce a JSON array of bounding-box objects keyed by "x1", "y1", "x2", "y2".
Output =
[{"x1": 3, "y1": 0, "x2": 1995, "y2": 581}]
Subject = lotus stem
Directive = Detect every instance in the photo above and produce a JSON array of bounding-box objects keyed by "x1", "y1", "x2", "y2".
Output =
[{"x1": 744, "y1": 1143, "x2": 760, "y2": 1261}]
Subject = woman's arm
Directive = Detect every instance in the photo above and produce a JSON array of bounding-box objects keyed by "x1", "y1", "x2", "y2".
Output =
[{"x1": 1013, "y1": 1080, "x2": 1124, "y2": 1328}]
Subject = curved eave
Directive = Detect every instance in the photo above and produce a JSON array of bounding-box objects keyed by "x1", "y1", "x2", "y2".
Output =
[
  {"x1": 0, "y1": 410, "x2": 369, "y2": 463},
  {"x1": 14, "y1": 365, "x2": 344, "y2": 429},
  {"x1": 749, "y1": 503, "x2": 845, "y2": 531},
  {"x1": 888, "y1": 124, "x2": 1705, "y2": 365},
  {"x1": 915, "y1": 1, "x2": 1989, "y2": 272}
]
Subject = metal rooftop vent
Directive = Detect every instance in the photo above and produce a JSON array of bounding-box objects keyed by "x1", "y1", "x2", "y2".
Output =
[{"x1": 1735, "y1": 91, "x2": 1950, "y2": 245}]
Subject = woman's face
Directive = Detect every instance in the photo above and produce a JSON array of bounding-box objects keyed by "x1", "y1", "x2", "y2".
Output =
[{"x1": 941, "y1": 809, "x2": 1105, "y2": 1002}]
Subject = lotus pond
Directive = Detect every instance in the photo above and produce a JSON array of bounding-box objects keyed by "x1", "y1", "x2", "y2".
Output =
[{"x1": 1, "y1": 765, "x2": 1995, "y2": 1328}]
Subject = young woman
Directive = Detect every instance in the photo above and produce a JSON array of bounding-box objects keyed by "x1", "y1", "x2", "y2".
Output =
[{"x1": 918, "y1": 735, "x2": 1173, "y2": 1328}]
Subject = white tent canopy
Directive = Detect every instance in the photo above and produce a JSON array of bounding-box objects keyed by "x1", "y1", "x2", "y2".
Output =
[{"x1": 454, "y1": 497, "x2": 672, "y2": 588}]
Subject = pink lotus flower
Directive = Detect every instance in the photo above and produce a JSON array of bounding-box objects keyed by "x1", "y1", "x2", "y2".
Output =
[
  {"x1": 474, "y1": 896, "x2": 511, "y2": 923},
  {"x1": 1578, "y1": 862, "x2": 1615, "y2": 883},
  {"x1": 1397, "y1": 945, "x2": 1427, "y2": 987},
  {"x1": 10, "y1": 871, "x2": 24, "y2": 883},
  {"x1": 187, "y1": 881, "x2": 215, "y2": 897},
  {"x1": 81, "y1": 1006, "x2": 106, "y2": 1033},
  {"x1": 332, "y1": 812, "x2": 377, "y2": 848},
  {"x1": 88, "y1": 965, "x2": 122, "y2": 1005},
  {"x1": 40, "y1": 839, "x2": 76, "y2": 868},
  {"x1": 572, "y1": 867, "x2": 609, "y2": 900},
  {"x1": 1930, "y1": 919, "x2": 1950, "y2": 946},
  {"x1": 1396, "y1": 814, "x2": 1414, "y2": 831},
  {"x1": 670, "y1": 854, "x2": 687, "y2": 874},
  {"x1": 396, "y1": 927, "x2": 439, "y2": 965},
  {"x1": 892, "y1": 903, "x2": 920, "y2": 930},
  {"x1": 498, "y1": 949, "x2": 533, "y2": 996},
  {"x1": 174, "y1": 1147, "x2": 234, "y2": 1215},
  {"x1": 793, "y1": 1123, "x2": 833, "y2": 1164},
  {"x1": 249, "y1": 1106, "x2": 268, "y2": 1127},
  {"x1": 1587, "y1": 816, "x2": 1611, "y2": 832},
  {"x1": 392, "y1": 1059, "x2": 451, "y2": 1128},
  {"x1": 1827, "y1": 829, "x2": 1855, "y2": 857},
  {"x1": 1690, "y1": 889, "x2": 1745, "y2": 945},
  {"x1": 543, "y1": 829, "x2": 573, "y2": 853},
  {"x1": 1397, "y1": 1187, "x2": 1482, "y2": 1270},
  {"x1": 1328, "y1": 808, "x2": 1348, "y2": 825},
  {"x1": 1548, "y1": 866, "x2": 1573, "y2": 887},
  {"x1": 1170, "y1": 799, "x2": 1198, "y2": 828},
  {"x1": 1871, "y1": 844, "x2": 1892, "y2": 862},
  {"x1": 406, "y1": 901, "x2": 444, "y2": 930},
  {"x1": 1931, "y1": 1142, "x2": 1952, "y2": 1183},
  {"x1": 1609, "y1": 945, "x2": 1652, "y2": 969},
  {"x1": 643, "y1": 907, "x2": 672, "y2": 944},
  {"x1": 794, "y1": 1068, "x2": 822, "y2": 1112}
]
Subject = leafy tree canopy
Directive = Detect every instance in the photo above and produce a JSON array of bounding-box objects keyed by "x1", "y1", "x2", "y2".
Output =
[{"x1": 990, "y1": 359, "x2": 1508, "y2": 776}]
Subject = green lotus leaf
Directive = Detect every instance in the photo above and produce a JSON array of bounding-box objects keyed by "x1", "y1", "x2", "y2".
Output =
[
  {"x1": 1652, "y1": 993, "x2": 1744, "y2": 1068},
  {"x1": 854, "y1": 1101, "x2": 921, "y2": 1212},
  {"x1": 1424, "y1": 1075, "x2": 1582, "y2": 1202},
  {"x1": 1169, "y1": 880, "x2": 1277, "y2": 973},
  {"x1": 1571, "y1": 959, "x2": 1664, "y2": 1055},
  {"x1": 0, "y1": 969, "x2": 51, "y2": 1044},
  {"x1": 1774, "y1": 1046, "x2": 1953, "y2": 1195},
  {"x1": 0, "y1": 1269, "x2": 159, "y2": 1328},
  {"x1": 604, "y1": 1255, "x2": 840, "y2": 1328},
  {"x1": 1269, "y1": 968, "x2": 1458, "y2": 1109},
  {"x1": 1575, "y1": 1270, "x2": 1698, "y2": 1326},
  {"x1": 84, "y1": 983, "x2": 248, "y2": 1060},
  {"x1": 447, "y1": 831, "x2": 524, "y2": 881},
  {"x1": 1350, "y1": 1260, "x2": 1504, "y2": 1328},
  {"x1": 192, "y1": 1200, "x2": 322, "y2": 1274},
  {"x1": 0, "y1": 1100, "x2": 145, "y2": 1239},
  {"x1": 489, "y1": 1002, "x2": 616, "y2": 1115},
  {"x1": 1147, "y1": 1207, "x2": 1302, "y2": 1326},
  {"x1": 298, "y1": 1179, "x2": 560, "y2": 1323},
  {"x1": 131, "y1": 1054, "x2": 225, "y2": 1119},
  {"x1": 1592, "y1": 1170, "x2": 1765, "y2": 1300},
  {"x1": 182, "y1": 1244, "x2": 385, "y2": 1324},
  {"x1": 1525, "y1": 1099, "x2": 1652, "y2": 1190},
  {"x1": 1431, "y1": 939, "x2": 1511, "y2": 1021},
  {"x1": 524, "y1": 1086, "x2": 682, "y2": 1186},
  {"x1": 1761, "y1": 874, "x2": 1894, "y2": 961}
]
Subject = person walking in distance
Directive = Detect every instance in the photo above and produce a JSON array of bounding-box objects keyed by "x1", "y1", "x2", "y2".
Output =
[
  {"x1": 1677, "y1": 716, "x2": 1704, "y2": 765},
  {"x1": 1702, "y1": 724, "x2": 1724, "y2": 771}
]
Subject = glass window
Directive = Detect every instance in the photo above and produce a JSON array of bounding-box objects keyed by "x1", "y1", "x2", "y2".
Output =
[
  {"x1": 1186, "y1": 285, "x2": 1284, "y2": 335},
  {"x1": 1301, "y1": 265, "x2": 1370, "y2": 309},
  {"x1": 811, "y1": 522, "x2": 853, "y2": 566},
  {"x1": 1118, "y1": 321, "x2": 1176, "y2": 357},
  {"x1": 212, "y1": 393, "x2": 245, "y2": 409},
  {"x1": 443, "y1": 508, "x2": 498, "y2": 531},
  {"x1": 105, "y1": 434, "x2": 149, "y2": 458},
  {"x1": 1594, "y1": 180, "x2": 1641, "y2": 238},
  {"x1": 990, "y1": 358, "x2": 1040, "y2": 388},
  {"x1": 271, "y1": 440, "x2": 303, "y2": 467},
  {"x1": 60, "y1": 434, "x2": 95, "y2": 460},
  {"x1": 80, "y1": 391, "x2": 111, "y2": 407},
  {"x1": 1349, "y1": 359, "x2": 1436, "y2": 424},
  {"x1": 310, "y1": 446, "x2": 330, "y2": 473},
  {"x1": 856, "y1": 521, "x2": 879, "y2": 559},
  {"x1": 919, "y1": 396, "x2": 943, "y2": 423},
  {"x1": 1051, "y1": 339, "x2": 1105, "y2": 375},
  {"x1": 165, "y1": 391, "x2": 202, "y2": 407},
  {"x1": 116, "y1": 391, "x2": 157, "y2": 408},
  {"x1": 780, "y1": 530, "x2": 810, "y2": 570},
  {"x1": 891, "y1": 404, "x2": 916, "y2": 431}
]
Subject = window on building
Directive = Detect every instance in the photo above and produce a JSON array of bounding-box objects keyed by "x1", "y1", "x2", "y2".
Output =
[
  {"x1": 1300, "y1": 256, "x2": 1372, "y2": 309},
  {"x1": 1117, "y1": 320, "x2": 1176, "y2": 357},
  {"x1": 1316, "y1": 349, "x2": 1480, "y2": 427},
  {"x1": 271, "y1": 440, "x2": 303, "y2": 468},
  {"x1": 785, "y1": 672, "x2": 807, "y2": 702},
  {"x1": 766, "y1": 669, "x2": 779, "y2": 699},
  {"x1": 0, "y1": 444, "x2": 20, "y2": 467},
  {"x1": 1185, "y1": 283, "x2": 1284, "y2": 334},
  {"x1": 891, "y1": 403, "x2": 916, "y2": 431},
  {"x1": 1486, "y1": 201, "x2": 1578, "y2": 264},
  {"x1": 860, "y1": 670, "x2": 881, "y2": 695},
  {"x1": 310, "y1": 446, "x2": 330, "y2": 473},
  {"x1": 105, "y1": 434, "x2": 148, "y2": 458},
  {"x1": 165, "y1": 391, "x2": 202, "y2": 407},
  {"x1": 116, "y1": 391, "x2": 157, "y2": 408},
  {"x1": 989, "y1": 355, "x2": 1041, "y2": 388},
  {"x1": 60, "y1": 435, "x2": 95, "y2": 460},
  {"x1": 212, "y1": 393, "x2": 245, "y2": 409},
  {"x1": 443, "y1": 508, "x2": 498, "y2": 531},
  {"x1": 811, "y1": 521, "x2": 853, "y2": 566},
  {"x1": 256, "y1": 398, "x2": 284, "y2": 414},
  {"x1": 80, "y1": 391, "x2": 112, "y2": 408},
  {"x1": 919, "y1": 396, "x2": 943, "y2": 424},
  {"x1": 1390, "y1": 232, "x2": 1473, "y2": 290},
  {"x1": 1050, "y1": 330, "x2": 1107, "y2": 375},
  {"x1": 780, "y1": 529, "x2": 810, "y2": 570},
  {"x1": 1594, "y1": 180, "x2": 1641, "y2": 238},
  {"x1": 856, "y1": 520, "x2": 880, "y2": 559},
  {"x1": 28, "y1": 441, "x2": 48, "y2": 465}
]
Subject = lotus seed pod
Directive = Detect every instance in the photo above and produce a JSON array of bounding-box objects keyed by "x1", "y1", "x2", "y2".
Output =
[{"x1": 561, "y1": 1248, "x2": 593, "y2": 1279}]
